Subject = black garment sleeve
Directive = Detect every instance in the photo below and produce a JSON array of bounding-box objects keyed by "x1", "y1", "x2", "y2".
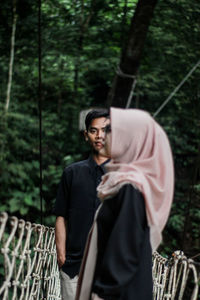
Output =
[
  {"x1": 93, "y1": 184, "x2": 148, "y2": 299},
  {"x1": 53, "y1": 167, "x2": 72, "y2": 218}
]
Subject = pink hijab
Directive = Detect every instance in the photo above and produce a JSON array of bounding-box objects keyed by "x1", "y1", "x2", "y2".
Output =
[
  {"x1": 76, "y1": 108, "x2": 174, "y2": 300},
  {"x1": 98, "y1": 107, "x2": 174, "y2": 251}
]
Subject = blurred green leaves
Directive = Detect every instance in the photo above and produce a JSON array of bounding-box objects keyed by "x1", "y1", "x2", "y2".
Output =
[{"x1": 0, "y1": 0, "x2": 199, "y2": 257}]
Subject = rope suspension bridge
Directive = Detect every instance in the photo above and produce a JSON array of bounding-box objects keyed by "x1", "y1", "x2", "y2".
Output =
[
  {"x1": 0, "y1": 212, "x2": 199, "y2": 300},
  {"x1": 2, "y1": 1, "x2": 199, "y2": 299}
]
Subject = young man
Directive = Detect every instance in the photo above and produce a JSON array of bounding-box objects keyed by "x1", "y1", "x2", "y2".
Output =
[{"x1": 54, "y1": 109, "x2": 110, "y2": 300}]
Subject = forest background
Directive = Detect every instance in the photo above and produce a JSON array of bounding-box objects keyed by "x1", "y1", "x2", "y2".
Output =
[{"x1": 0, "y1": 0, "x2": 200, "y2": 259}]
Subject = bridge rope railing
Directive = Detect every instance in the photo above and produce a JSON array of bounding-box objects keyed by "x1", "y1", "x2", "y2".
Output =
[
  {"x1": 0, "y1": 212, "x2": 61, "y2": 300},
  {"x1": 0, "y1": 212, "x2": 199, "y2": 300},
  {"x1": 152, "y1": 251, "x2": 199, "y2": 299}
]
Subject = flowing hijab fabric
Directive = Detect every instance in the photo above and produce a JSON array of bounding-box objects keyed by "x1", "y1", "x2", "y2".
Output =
[
  {"x1": 76, "y1": 108, "x2": 174, "y2": 300},
  {"x1": 98, "y1": 107, "x2": 174, "y2": 251}
]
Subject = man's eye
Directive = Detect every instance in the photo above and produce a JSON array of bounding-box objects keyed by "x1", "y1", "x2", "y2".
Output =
[{"x1": 90, "y1": 129, "x2": 96, "y2": 134}]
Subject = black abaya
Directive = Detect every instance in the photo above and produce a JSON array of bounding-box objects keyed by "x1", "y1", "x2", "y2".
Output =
[{"x1": 92, "y1": 184, "x2": 153, "y2": 300}]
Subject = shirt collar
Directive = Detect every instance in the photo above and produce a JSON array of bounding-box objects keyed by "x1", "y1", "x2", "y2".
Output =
[
  {"x1": 87, "y1": 155, "x2": 110, "y2": 172},
  {"x1": 99, "y1": 158, "x2": 110, "y2": 173}
]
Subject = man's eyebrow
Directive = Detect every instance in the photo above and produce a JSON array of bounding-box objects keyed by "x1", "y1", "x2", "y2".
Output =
[
  {"x1": 89, "y1": 126, "x2": 97, "y2": 130},
  {"x1": 89, "y1": 126, "x2": 106, "y2": 130}
]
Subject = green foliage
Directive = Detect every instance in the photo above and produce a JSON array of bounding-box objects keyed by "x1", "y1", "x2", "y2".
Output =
[
  {"x1": 0, "y1": 0, "x2": 199, "y2": 257},
  {"x1": 138, "y1": 0, "x2": 200, "y2": 256}
]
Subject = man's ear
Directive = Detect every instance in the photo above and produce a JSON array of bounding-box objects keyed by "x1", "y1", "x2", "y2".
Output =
[{"x1": 84, "y1": 130, "x2": 88, "y2": 141}]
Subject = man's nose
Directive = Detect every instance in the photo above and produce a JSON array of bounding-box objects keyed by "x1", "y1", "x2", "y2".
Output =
[{"x1": 96, "y1": 130, "x2": 105, "y2": 139}]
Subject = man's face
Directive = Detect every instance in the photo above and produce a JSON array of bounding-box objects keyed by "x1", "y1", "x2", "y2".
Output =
[
  {"x1": 99, "y1": 123, "x2": 111, "y2": 158},
  {"x1": 85, "y1": 117, "x2": 110, "y2": 154}
]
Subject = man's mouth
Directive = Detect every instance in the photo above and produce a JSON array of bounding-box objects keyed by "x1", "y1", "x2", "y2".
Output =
[{"x1": 95, "y1": 142, "x2": 104, "y2": 147}]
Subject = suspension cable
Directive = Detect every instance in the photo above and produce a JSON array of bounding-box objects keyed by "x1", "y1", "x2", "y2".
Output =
[
  {"x1": 38, "y1": 0, "x2": 43, "y2": 226},
  {"x1": 153, "y1": 59, "x2": 200, "y2": 118},
  {"x1": 38, "y1": 1, "x2": 46, "y2": 299},
  {"x1": 116, "y1": 65, "x2": 137, "y2": 108}
]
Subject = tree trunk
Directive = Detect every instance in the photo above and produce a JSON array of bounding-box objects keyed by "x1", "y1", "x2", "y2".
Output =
[
  {"x1": 107, "y1": 0, "x2": 158, "y2": 108},
  {"x1": 120, "y1": 0, "x2": 128, "y2": 49},
  {"x1": 5, "y1": 0, "x2": 17, "y2": 112},
  {"x1": 73, "y1": 0, "x2": 96, "y2": 97}
]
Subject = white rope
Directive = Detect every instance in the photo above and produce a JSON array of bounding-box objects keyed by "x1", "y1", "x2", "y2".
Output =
[
  {"x1": 0, "y1": 212, "x2": 61, "y2": 300},
  {"x1": 116, "y1": 65, "x2": 137, "y2": 108},
  {"x1": 152, "y1": 250, "x2": 199, "y2": 300},
  {"x1": 153, "y1": 59, "x2": 200, "y2": 117},
  {"x1": 125, "y1": 78, "x2": 137, "y2": 108},
  {"x1": 116, "y1": 65, "x2": 136, "y2": 79},
  {"x1": 0, "y1": 212, "x2": 199, "y2": 300}
]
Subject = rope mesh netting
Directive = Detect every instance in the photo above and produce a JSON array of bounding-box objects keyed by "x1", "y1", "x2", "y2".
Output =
[
  {"x1": 0, "y1": 212, "x2": 60, "y2": 300},
  {"x1": 0, "y1": 212, "x2": 199, "y2": 300}
]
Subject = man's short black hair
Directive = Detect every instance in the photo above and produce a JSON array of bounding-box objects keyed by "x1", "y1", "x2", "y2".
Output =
[{"x1": 85, "y1": 108, "x2": 109, "y2": 131}]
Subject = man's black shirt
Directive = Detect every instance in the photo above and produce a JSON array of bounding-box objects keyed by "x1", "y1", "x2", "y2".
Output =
[{"x1": 54, "y1": 156, "x2": 108, "y2": 278}]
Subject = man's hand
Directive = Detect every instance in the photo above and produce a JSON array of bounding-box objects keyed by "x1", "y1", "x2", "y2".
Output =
[
  {"x1": 57, "y1": 254, "x2": 66, "y2": 269},
  {"x1": 55, "y1": 216, "x2": 67, "y2": 269}
]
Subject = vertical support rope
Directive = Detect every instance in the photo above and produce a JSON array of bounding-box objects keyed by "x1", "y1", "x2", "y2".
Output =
[
  {"x1": 38, "y1": 1, "x2": 45, "y2": 299},
  {"x1": 38, "y1": 0, "x2": 43, "y2": 226}
]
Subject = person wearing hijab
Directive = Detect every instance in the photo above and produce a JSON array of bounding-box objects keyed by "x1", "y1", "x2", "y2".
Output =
[{"x1": 75, "y1": 108, "x2": 174, "y2": 300}]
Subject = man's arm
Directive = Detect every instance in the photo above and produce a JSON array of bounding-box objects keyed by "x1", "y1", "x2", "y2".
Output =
[{"x1": 55, "y1": 216, "x2": 67, "y2": 268}]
